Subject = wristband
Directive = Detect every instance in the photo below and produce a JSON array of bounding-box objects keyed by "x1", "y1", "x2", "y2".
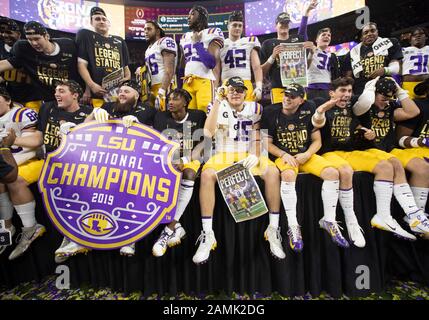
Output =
[{"x1": 267, "y1": 56, "x2": 275, "y2": 64}]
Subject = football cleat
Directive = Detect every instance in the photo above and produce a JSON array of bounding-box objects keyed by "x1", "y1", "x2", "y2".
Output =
[
  {"x1": 192, "y1": 230, "x2": 217, "y2": 265},
  {"x1": 167, "y1": 223, "x2": 186, "y2": 247},
  {"x1": 8, "y1": 224, "x2": 46, "y2": 260},
  {"x1": 287, "y1": 225, "x2": 304, "y2": 252},
  {"x1": 404, "y1": 211, "x2": 429, "y2": 238},
  {"x1": 0, "y1": 225, "x2": 15, "y2": 255},
  {"x1": 264, "y1": 225, "x2": 286, "y2": 259},
  {"x1": 319, "y1": 219, "x2": 350, "y2": 248},
  {"x1": 120, "y1": 243, "x2": 136, "y2": 256},
  {"x1": 55, "y1": 239, "x2": 90, "y2": 258},
  {"x1": 345, "y1": 219, "x2": 366, "y2": 248},
  {"x1": 152, "y1": 228, "x2": 173, "y2": 257},
  {"x1": 371, "y1": 214, "x2": 416, "y2": 241}
]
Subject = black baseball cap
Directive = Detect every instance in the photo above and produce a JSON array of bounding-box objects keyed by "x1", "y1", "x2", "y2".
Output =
[
  {"x1": 284, "y1": 83, "x2": 305, "y2": 98},
  {"x1": 24, "y1": 21, "x2": 48, "y2": 36},
  {"x1": 121, "y1": 80, "x2": 140, "y2": 96},
  {"x1": 225, "y1": 76, "x2": 248, "y2": 90},
  {"x1": 0, "y1": 17, "x2": 20, "y2": 32},
  {"x1": 276, "y1": 12, "x2": 291, "y2": 25},
  {"x1": 414, "y1": 78, "x2": 429, "y2": 96},
  {"x1": 90, "y1": 6, "x2": 106, "y2": 17},
  {"x1": 375, "y1": 77, "x2": 397, "y2": 99}
]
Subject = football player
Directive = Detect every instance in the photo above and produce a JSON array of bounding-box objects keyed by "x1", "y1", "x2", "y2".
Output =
[
  {"x1": 151, "y1": 88, "x2": 206, "y2": 257},
  {"x1": 0, "y1": 87, "x2": 45, "y2": 259},
  {"x1": 192, "y1": 76, "x2": 283, "y2": 264},
  {"x1": 262, "y1": 83, "x2": 365, "y2": 249},
  {"x1": 306, "y1": 27, "x2": 341, "y2": 100},
  {"x1": 312, "y1": 77, "x2": 416, "y2": 240},
  {"x1": 179, "y1": 5, "x2": 224, "y2": 112},
  {"x1": 139, "y1": 21, "x2": 177, "y2": 110},
  {"x1": 396, "y1": 79, "x2": 429, "y2": 216},
  {"x1": 354, "y1": 77, "x2": 429, "y2": 237},
  {"x1": 220, "y1": 11, "x2": 263, "y2": 102},
  {"x1": 0, "y1": 21, "x2": 81, "y2": 109},
  {"x1": 344, "y1": 22, "x2": 403, "y2": 95},
  {"x1": 86, "y1": 80, "x2": 156, "y2": 256},
  {"x1": 260, "y1": 0, "x2": 317, "y2": 104},
  {"x1": 401, "y1": 27, "x2": 429, "y2": 99},
  {"x1": 0, "y1": 18, "x2": 43, "y2": 112},
  {"x1": 76, "y1": 7, "x2": 131, "y2": 108},
  {"x1": 12, "y1": 80, "x2": 93, "y2": 262}
]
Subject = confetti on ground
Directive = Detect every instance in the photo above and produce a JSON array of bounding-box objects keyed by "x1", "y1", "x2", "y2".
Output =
[{"x1": 1, "y1": 276, "x2": 428, "y2": 300}]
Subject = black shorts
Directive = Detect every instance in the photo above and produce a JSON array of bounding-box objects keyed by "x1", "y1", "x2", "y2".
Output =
[{"x1": 0, "y1": 155, "x2": 14, "y2": 179}]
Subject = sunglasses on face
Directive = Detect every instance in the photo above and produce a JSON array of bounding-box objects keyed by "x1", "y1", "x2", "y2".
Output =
[{"x1": 228, "y1": 87, "x2": 245, "y2": 94}]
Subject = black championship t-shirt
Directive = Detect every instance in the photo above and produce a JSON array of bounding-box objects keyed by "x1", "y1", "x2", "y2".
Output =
[
  {"x1": 102, "y1": 101, "x2": 156, "y2": 126},
  {"x1": 398, "y1": 99, "x2": 429, "y2": 139},
  {"x1": 0, "y1": 42, "x2": 43, "y2": 103},
  {"x1": 358, "y1": 101, "x2": 400, "y2": 152},
  {"x1": 37, "y1": 101, "x2": 93, "y2": 153},
  {"x1": 261, "y1": 101, "x2": 316, "y2": 157},
  {"x1": 260, "y1": 35, "x2": 305, "y2": 89},
  {"x1": 314, "y1": 96, "x2": 362, "y2": 154},
  {"x1": 76, "y1": 29, "x2": 130, "y2": 96},
  {"x1": 153, "y1": 110, "x2": 206, "y2": 157},
  {"x1": 8, "y1": 38, "x2": 81, "y2": 101},
  {"x1": 343, "y1": 38, "x2": 403, "y2": 94}
]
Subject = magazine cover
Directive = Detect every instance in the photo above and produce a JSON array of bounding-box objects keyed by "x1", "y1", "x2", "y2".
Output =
[
  {"x1": 279, "y1": 42, "x2": 308, "y2": 87},
  {"x1": 216, "y1": 161, "x2": 268, "y2": 223}
]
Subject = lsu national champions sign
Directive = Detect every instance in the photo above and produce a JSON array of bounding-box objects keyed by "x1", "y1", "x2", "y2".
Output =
[{"x1": 38, "y1": 121, "x2": 181, "y2": 249}]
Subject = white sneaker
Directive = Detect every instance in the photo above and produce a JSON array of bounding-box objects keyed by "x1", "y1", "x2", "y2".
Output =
[
  {"x1": 345, "y1": 220, "x2": 366, "y2": 248},
  {"x1": 56, "y1": 240, "x2": 90, "y2": 258},
  {"x1": 152, "y1": 228, "x2": 173, "y2": 257},
  {"x1": 120, "y1": 243, "x2": 135, "y2": 256},
  {"x1": 0, "y1": 225, "x2": 15, "y2": 255},
  {"x1": 405, "y1": 211, "x2": 429, "y2": 238},
  {"x1": 9, "y1": 224, "x2": 46, "y2": 260},
  {"x1": 264, "y1": 225, "x2": 286, "y2": 259},
  {"x1": 192, "y1": 230, "x2": 217, "y2": 265},
  {"x1": 167, "y1": 223, "x2": 186, "y2": 247},
  {"x1": 371, "y1": 214, "x2": 416, "y2": 241}
]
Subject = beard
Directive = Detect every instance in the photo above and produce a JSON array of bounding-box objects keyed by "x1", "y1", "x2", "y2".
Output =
[{"x1": 114, "y1": 97, "x2": 136, "y2": 114}]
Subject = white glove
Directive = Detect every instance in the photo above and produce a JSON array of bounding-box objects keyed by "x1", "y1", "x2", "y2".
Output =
[
  {"x1": 391, "y1": 79, "x2": 409, "y2": 101},
  {"x1": 252, "y1": 87, "x2": 262, "y2": 101},
  {"x1": 252, "y1": 82, "x2": 263, "y2": 101},
  {"x1": 94, "y1": 108, "x2": 110, "y2": 123},
  {"x1": 215, "y1": 86, "x2": 228, "y2": 102},
  {"x1": 122, "y1": 115, "x2": 138, "y2": 128},
  {"x1": 59, "y1": 122, "x2": 77, "y2": 136},
  {"x1": 242, "y1": 154, "x2": 259, "y2": 170},
  {"x1": 154, "y1": 88, "x2": 166, "y2": 111},
  {"x1": 364, "y1": 76, "x2": 380, "y2": 92}
]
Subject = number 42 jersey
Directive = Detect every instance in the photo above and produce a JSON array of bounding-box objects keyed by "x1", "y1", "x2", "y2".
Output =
[{"x1": 220, "y1": 36, "x2": 261, "y2": 81}]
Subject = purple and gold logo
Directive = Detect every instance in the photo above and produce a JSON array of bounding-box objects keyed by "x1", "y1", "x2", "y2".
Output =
[{"x1": 39, "y1": 121, "x2": 181, "y2": 249}]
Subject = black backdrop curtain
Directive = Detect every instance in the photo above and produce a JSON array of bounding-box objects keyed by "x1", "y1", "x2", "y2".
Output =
[{"x1": 1, "y1": 173, "x2": 429, "y2": 298}]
